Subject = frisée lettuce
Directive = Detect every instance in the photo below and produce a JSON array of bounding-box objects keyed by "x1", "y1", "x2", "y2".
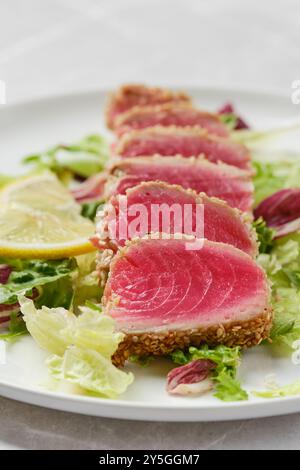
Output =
[
  {"x1": 257, "y1": 236, "x2": 300, "y2": 352},
  {"x1": 253, "y1": 159, "x2": 300, "y2": 206}
]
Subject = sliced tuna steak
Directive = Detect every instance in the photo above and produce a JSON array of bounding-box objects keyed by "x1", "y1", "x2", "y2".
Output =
[
  {"x1": 106, "y1": 84, "x2": 191, "y2": 129},
  {"x1": 114, "y1": 103, "x2": 229, "y2": 138},
  {"x1": 103, "y1": 238, "x2": 272, "y2": 365},
  {"x1": 106, "y1": 156, "x2": 254, "y2": 213},
  {"x1": 115, "y1": 126, "x2": 251, "y2": 172},
  {"x1": 95, "y1": 181, "x2": 257, "y2": 256}
]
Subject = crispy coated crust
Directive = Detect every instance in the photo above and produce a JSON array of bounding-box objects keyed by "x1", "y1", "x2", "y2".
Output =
[
  {"x1": 96, "y1": 249, "x2": 114, "y2": 287},
  {"x1": 106, "y1": 84, "x2": 191, "y2": 129},
  {"x1": 112, "y1": 308, "x2": 273, "y2": 367}
]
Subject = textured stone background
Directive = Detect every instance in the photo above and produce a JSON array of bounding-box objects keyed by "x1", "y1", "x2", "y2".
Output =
[{"x1": 0, "y1": 0, "x2": 300, "y2": 450}]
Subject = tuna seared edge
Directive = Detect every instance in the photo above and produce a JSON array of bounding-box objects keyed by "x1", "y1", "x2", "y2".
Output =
[
  {"x1": 106, "y1": 84, "x2": 191, "y2": 129},
  {"x1": 95, "y1": 181, "x2": 257, "y2": 256},
  {"x1": 115, "y1": 126, "x2": 252, "y2": 172},
  {"x1": 106, "y1": 156, "x2": 254, "y2": 213},
  {"x1": 102, "y1": 237, "x2": 272, "y2": 366},
  {"x1": 114, "y1": 103, "x2": 229, "y2": 138}
]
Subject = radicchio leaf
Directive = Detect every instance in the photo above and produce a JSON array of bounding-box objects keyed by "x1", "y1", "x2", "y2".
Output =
[
  {"x1": 72, "y1": 172, "x2": 107, "y2": 203},
  {"x1": 218, "y1": 102, "x2": 249, "y2": 130},
  {"x1": 254, "y1": 188, "x2": 300, "y2": 238},
  {"x1": 0, "y1": 265, "x2": 12, "y2": 285},
  {"x1": 166, "y1": 359, "x2": 215, "y2": 396}
]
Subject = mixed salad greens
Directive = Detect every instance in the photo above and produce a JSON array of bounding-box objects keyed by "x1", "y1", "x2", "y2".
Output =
[{"x1": 1, "y1": 111, "x2": 300, "y2": 402}]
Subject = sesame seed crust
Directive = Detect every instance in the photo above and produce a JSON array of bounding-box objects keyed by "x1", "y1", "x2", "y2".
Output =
[{"x1": 112, "y1": 307, "x2": 273, "y2": 367}]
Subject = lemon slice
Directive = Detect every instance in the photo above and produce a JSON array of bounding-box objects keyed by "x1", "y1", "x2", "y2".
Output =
[{"x1": 0, "y1": 172, "x2": 96, "y2": 258}]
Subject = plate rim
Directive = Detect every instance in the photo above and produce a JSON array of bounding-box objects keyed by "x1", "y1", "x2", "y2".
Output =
[
  {"x1": 0, "y1": 375, "x2": 300, "y2": 422},
  {"x1": 0, "y1": 84, "x2": 291, "y2": 112}
]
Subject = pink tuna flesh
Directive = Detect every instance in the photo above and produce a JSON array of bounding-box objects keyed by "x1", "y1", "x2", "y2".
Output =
[
  {"x1": 108, "y1": 157, "x2": 253, "y2": 213},
  {"x1": 104, "y1": 238, "x2": 270, "y2": 333},
  {"x1": 116, "y1": 127, "x2": 251, "y2": 172},
  {"x1": 115, "y1": 104, "x2": 229, "y2": 138},
  {"x1": 100, "y1": 182, "x2": 256, "y2": 256}
]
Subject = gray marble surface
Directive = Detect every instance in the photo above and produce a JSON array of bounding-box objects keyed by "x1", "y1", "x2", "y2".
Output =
[
  {"x1": 1, "y1": 0, "x2": 300, "y2": 450},
  {"x1": 1, "y1": 396, "x2": 300, "y2": 450}
]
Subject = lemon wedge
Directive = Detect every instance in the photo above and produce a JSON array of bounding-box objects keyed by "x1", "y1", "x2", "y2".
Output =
[{"x1": 0, "y1": 172, "x2": 96, "y2": 258}]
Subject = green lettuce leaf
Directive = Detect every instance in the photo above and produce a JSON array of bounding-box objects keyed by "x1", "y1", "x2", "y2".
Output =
[
  {"x1": 232, "y1": 123, "x2": 300, "y2": 146},
  {"x1": 19, "y1": 296, "x2": 133, "y2": 398},
  {"x1": 214, "y1": 369, "x2": 248, "y2": 402},
  {"x1": 253, "y1": 160, "x2": 300, "y2": 206},
  {"x1": 0, "y1": 174, "x2": 14, "y2": 189},
  {"x1": 72, "y1": 253, "x2": 102, "y2": 312},
  {"x1": 81, "y1": 201, "x2": 104, "y2": 221},
  {"x1": 170, "y1": 345, "x2": 248, "y2": 402},
  {"x1": 0, "y1": 258, "x2": 77, "y2": 306},
  {"x1": 129, "y1": 355, "x2": 154, "y2": 367},
  {"x1": 47, "y1": 347, "x2": 133, "y2": 398},
  {"x1": 219, "y1": 113, "x2": 238, "y2": 130},
  {"x1": 19, "y1": 296, "x2": 124, "y2": 358},
  {"x1": 254, "y1": 380, "x2": 300, "y2": 398},
  {"x1": 268, "y1": 288, "x2": 300, "y2": 353},
  {"x1": 35, "y1": 276, "x2": 74, "y2": 310},
  {"x1": 253, "y1": 217, "x2": 275, "y2": 254},
  {"x1": 257, "y1": 236, "x2": 300, "y2": 352},
  {"x1": 23, "y1": 134, "x2": 109, "y2": 180},
  {"x1": 19, "y1": 296, "x2": 75, "y2": 355},
  {"x1": 0, "y1": 312, "x2": 27, "y2": 341}
]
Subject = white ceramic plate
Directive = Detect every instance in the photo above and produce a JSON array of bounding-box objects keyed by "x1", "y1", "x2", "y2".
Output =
[{"x1": 0, "y1": 87, "x2": 300, "y2": 422}]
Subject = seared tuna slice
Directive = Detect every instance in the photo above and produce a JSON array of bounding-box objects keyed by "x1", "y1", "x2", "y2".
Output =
[
  {"x1": 103, "y1": 237, "x2": 272, "y2": 365},
  {"x1": 115, "y1": 126, "x2": 251, "y2": 172},
  {"x1": 95, "y1": 181, "x2": 257, "y2": 256},
  {"x1": 106, "y1": 156, "x2": 254, "y2": 213},
  {"x1": 114, "y1": 103, "x2": 229, "y2": 138},
  {"x1": 106, "y1": 84, "x2": 191, "y2": 129}
]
